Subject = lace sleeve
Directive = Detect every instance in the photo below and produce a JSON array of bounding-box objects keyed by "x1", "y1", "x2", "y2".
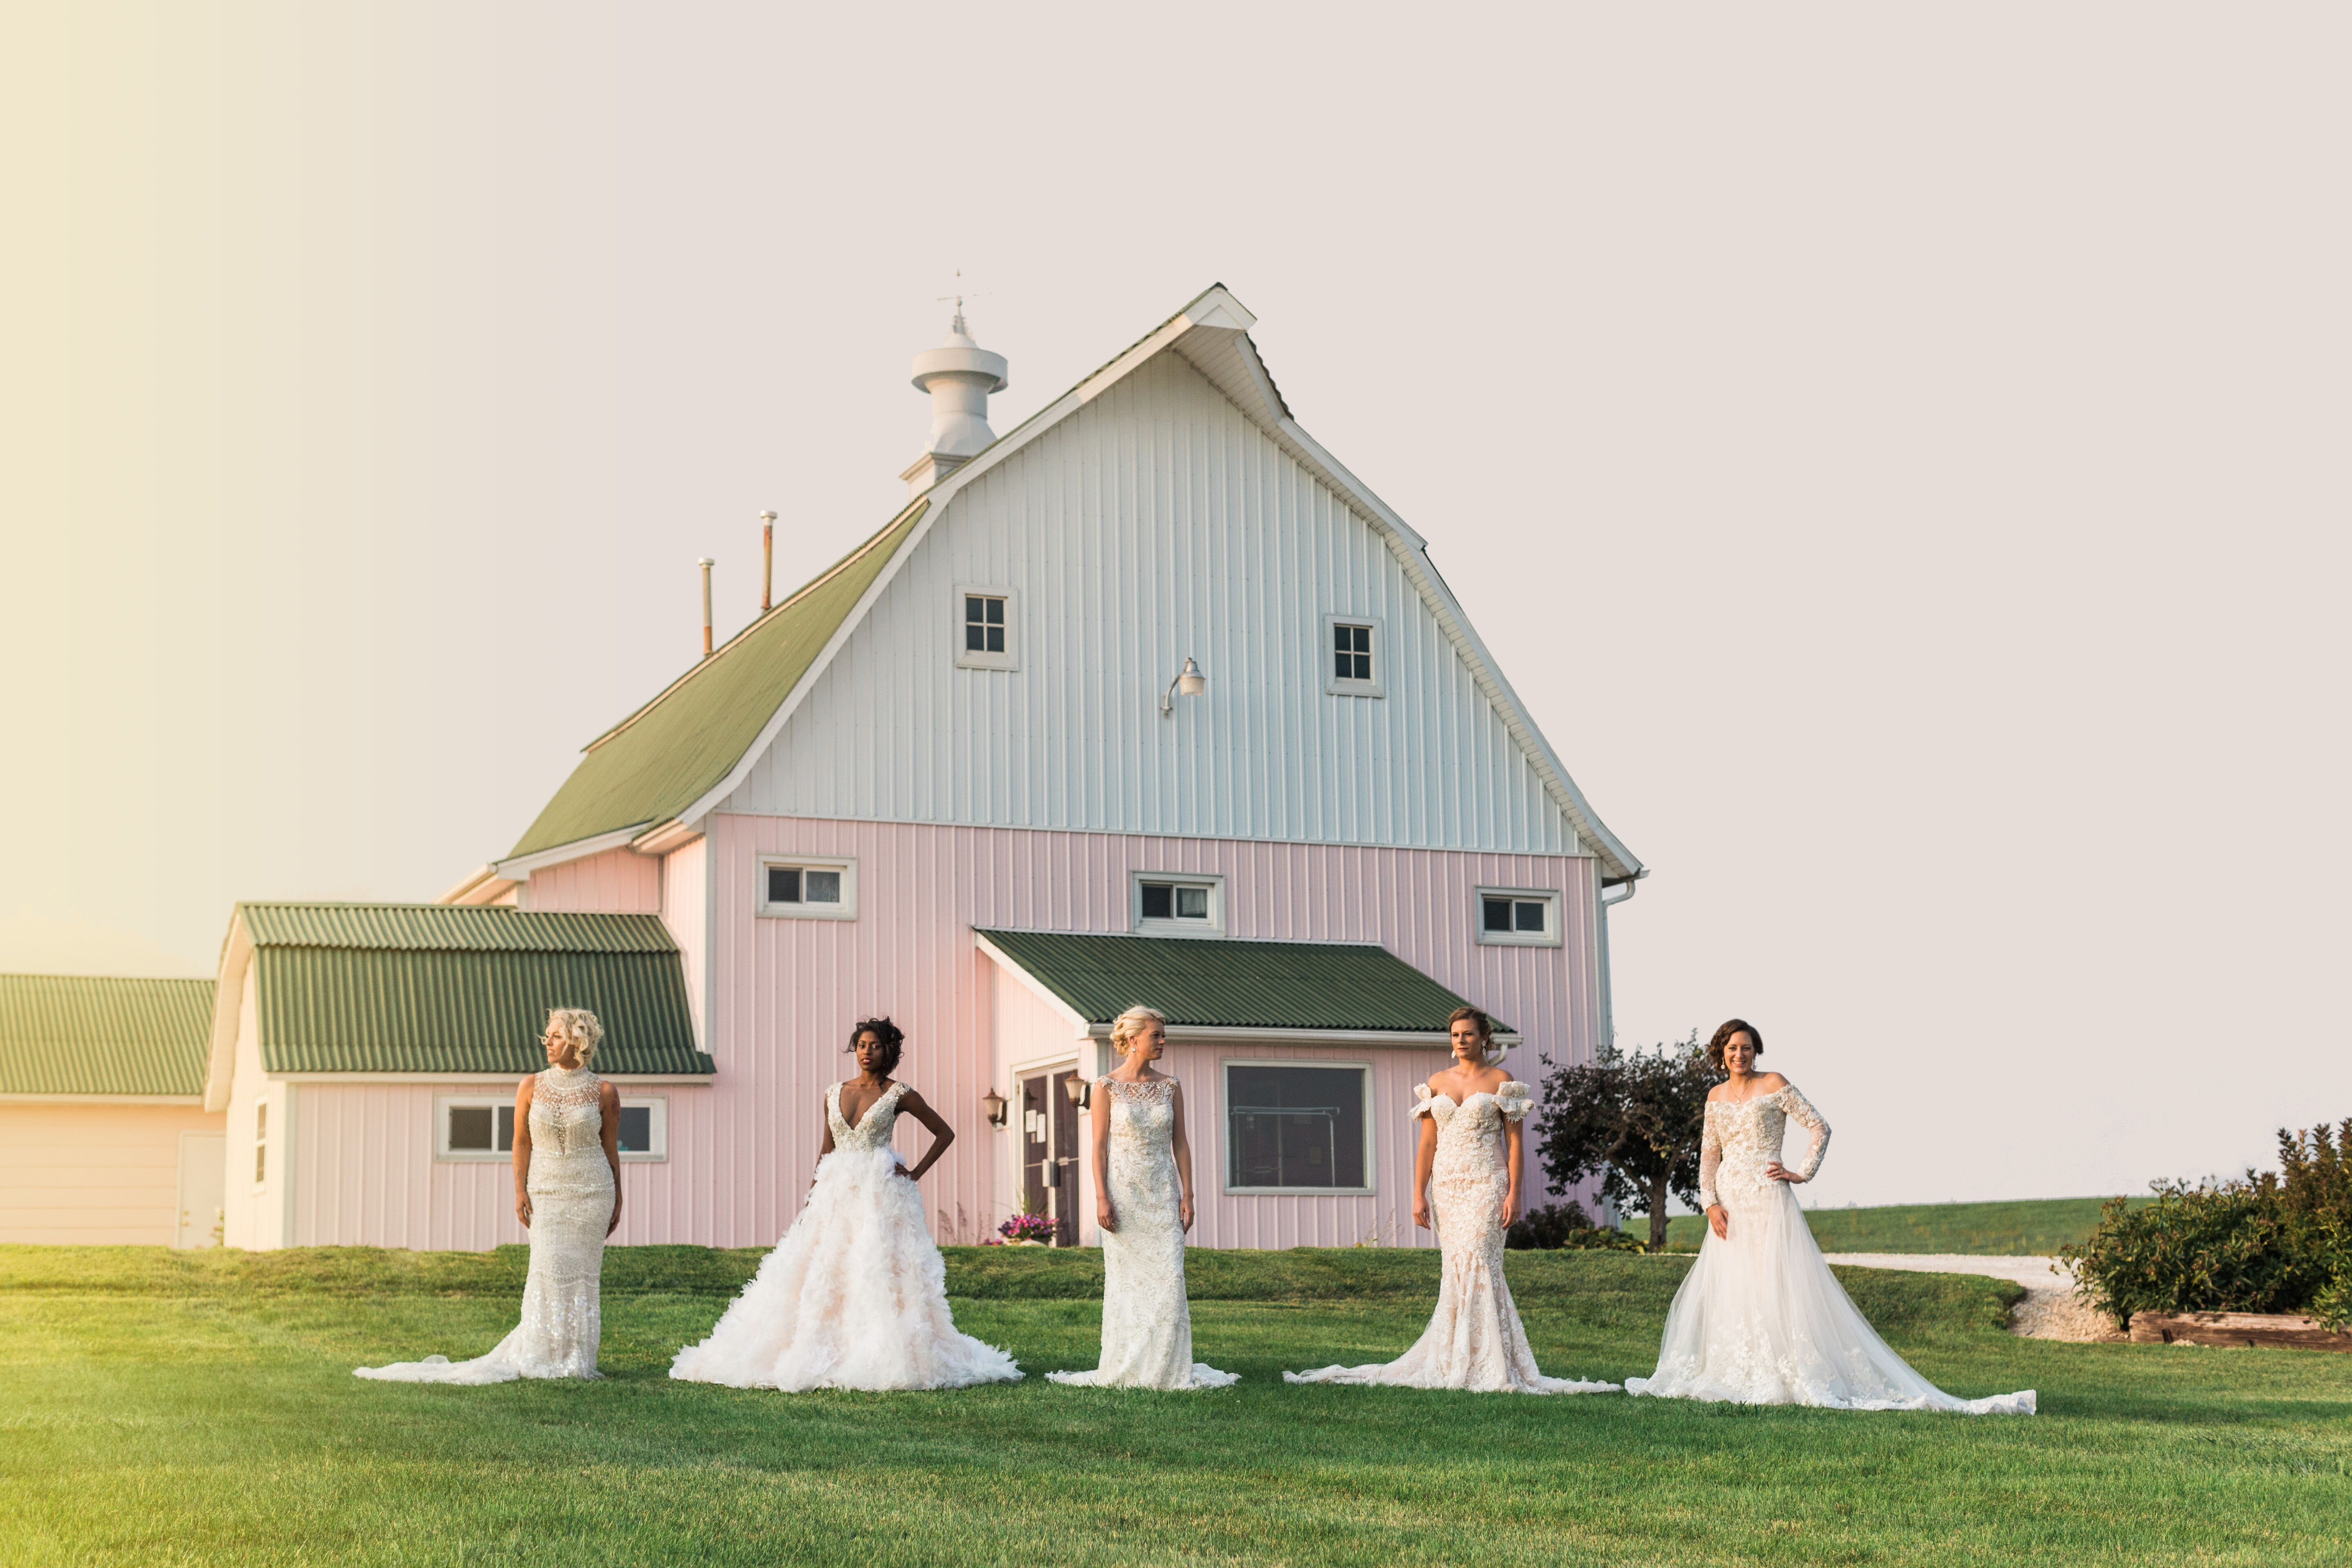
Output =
[
  {"x1": 1778, "y1": 1086, "x2": 1830, "y2": 1181},
  {"x1": 1494, "y1": 1081, "x2": 1534, "y2": 1122},
  {"x1": 1697, "y1": 1103, "x2": 1722, "y2": 1210},
  {"x1": 1410, "y1": 1083, "x2": 1436, "y2": 1121}
]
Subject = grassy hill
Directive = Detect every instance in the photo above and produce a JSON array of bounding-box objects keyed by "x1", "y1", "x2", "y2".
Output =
[{"x1": 1639, "y1": 1194, "x2": 2153, "y2": 1254}]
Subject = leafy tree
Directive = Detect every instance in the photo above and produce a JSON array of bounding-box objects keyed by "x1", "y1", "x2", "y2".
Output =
[{"x1": 1534, "y1": 1032, "x2": 1717, "y2": 1252}]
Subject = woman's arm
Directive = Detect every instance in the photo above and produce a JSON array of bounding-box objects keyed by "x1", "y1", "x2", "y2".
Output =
[
  {"x1": 1410, "y1": 1114, "x2": 1438, "y2": 1230},
  {"x1": 512, "y1": 1077, "x2": 535, "y2": 1228},
  {"x1": 894, "y1": 1088, "x2": 956, "y2": 1183},
  {"x1": 1089, "y1": 1085, "x2": 1116, "y2": 1234},
  {"x1": 812, "y1": 1095, "x2": 836, "y2": 1190},
  {"x1": 1502, "y1": 1116, "x2": 1524, "y2": 1230},
  {"x1": 1767, "y1": 1087, "x2": 1830, "y2": 1183},
  {"x1": 599, "y1": 1081, "x2": 624, "y2": 1237},
  {"x1": 1169, "y1": 1082, "x2": 1196, "y2": 1233}
]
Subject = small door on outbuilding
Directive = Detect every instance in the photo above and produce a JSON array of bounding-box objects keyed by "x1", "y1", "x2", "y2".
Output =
[{"x1": 176, "y1": 1131, "x2": 225, "y2": 1249}]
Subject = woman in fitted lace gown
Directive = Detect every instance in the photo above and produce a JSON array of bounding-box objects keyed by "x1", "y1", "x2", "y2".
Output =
[
  {"x1": 1048, "y1": 1007, "x2": 1237, "y2": 1390},
  {"x1": 1287, "y1": 1007, "x2": 1617, "y2": 1395},
  {"x1": 357, "y1": 1009, "x2": 620, "y2": 1383},
  {"x1": 671, "y1": 1017, "x2": 1020, "y2": 1392},
  {"x1": 1625, "y1": 1019, "x2": 2034, "y2": 1414}
]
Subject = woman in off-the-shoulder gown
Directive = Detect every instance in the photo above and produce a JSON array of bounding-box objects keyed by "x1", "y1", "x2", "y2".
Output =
[
  {"x1": 1625, "y1": 1019, "x2": 2034, "y2": 1414},
  {"x1": 670, "y1": 1017, "x2": 1021, "y2": 1392},
  {"x1": 1286, "y1": 1007, "x2": 1617, "y2": 1395}
]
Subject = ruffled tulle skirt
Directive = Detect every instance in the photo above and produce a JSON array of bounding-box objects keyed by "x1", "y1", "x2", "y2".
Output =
[
  {"x1": 1625, "y1": 1180, "x2": 2034, "y2": 1414},
  {"x1": 669, "y1": 1147, "x2": 1021, "y2": 1392}
]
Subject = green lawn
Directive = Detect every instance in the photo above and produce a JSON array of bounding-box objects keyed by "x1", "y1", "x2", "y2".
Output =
[
  {"x1": 1644, "y1": 1194, "x2": 2155, "y2": 1254},
  {"x1": 3, "y1": 1243, "x2": 2346, "y2": 1567}
]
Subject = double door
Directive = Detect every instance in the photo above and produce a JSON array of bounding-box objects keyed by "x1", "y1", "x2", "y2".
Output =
[{"x1": 1020, "y1": 1069, "x2": 1081, "y2": 1245}]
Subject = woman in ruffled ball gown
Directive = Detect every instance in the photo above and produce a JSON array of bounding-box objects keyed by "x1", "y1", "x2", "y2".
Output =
[
  {"x1": 1287, "y1": 1007, "x2": 1617, "y2": 1394},
  {"x1": 356, "y1": 1008, "x2": 621, "y2": 1384},
  {"x1": 1625, "y1": 1019, "x2": 2034, "y2": 1415},
  {"x1": 671, "y1": 1017, "x2": 1020, "y2": 1392},
  {"x1": 1047, "y1": 1007, "x2": 1238, "y2": 1390}
]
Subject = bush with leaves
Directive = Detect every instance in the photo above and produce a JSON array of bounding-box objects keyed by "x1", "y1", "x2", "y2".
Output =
[
  {"x1": 1534, "y1": 1032, "x2": 1717, "y2": 1252},
  {"x1": 1504, "y1": 1200, "x2": 1648, "y2": 1252},
  {"x1": 2277, "y1": 1118, "x2": 2352, "y2": 1329}
]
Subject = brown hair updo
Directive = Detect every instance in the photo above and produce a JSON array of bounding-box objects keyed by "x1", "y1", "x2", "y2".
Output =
[
  {"x1": 1706, "y1": 1018, "x2": 1763, "y2": 1072},
  {"x1": 1448, "y1": 1006, "x2": 1506, "y2": 1067}
]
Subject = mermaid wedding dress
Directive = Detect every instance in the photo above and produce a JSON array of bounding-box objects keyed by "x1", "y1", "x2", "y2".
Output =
[
  {"x1": 670, "y1": 1080, "x2": 1021, "y2": 1391},
  {"x1": 1048, "y1": 1077, "x2": 1238, "y2": 1390},
  {"x1": 1286, "y1": 1082, "x2": 1617, "y2": 1394},
  {"x1": 1625, "y1": 1085, "x2": 2035, "y2": 1414},
  {"x1": 356, "y1": 1064, "x2": 611, "y2": 1383}
]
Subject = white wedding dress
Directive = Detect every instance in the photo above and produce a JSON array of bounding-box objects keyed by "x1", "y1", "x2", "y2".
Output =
[
  {"x1": 1286, "y1": 1082, "x2": 1617, "y2": 1394},
  {"x1": 1048, "y1": 1077, "x2": 1238, "y2": 1390},
  {"x1": 1626, "y1": 1085, "x2": 2035, "y2": 1414},
  {"x1": 669, "y1": 1080, "x2": 1021, "y2": 1391},
  {"x1": 356, "y1": 1065, "x2": 611, "y2": 1383}
]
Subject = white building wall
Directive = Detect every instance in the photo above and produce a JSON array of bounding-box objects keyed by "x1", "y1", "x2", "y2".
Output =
[
  {"x1": 220, "y1": 967, "x2": 290, "y2": 1250},
  {"x1": 722, "y1": 350, "x2": 1582, "y2": 858}
]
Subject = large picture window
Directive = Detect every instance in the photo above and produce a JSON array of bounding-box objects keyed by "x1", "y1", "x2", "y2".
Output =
[{"x1": 1223, "y1": 1062, "x2": 1370, "y2": 1194}]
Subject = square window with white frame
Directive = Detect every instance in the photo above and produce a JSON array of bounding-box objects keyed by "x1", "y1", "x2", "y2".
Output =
[
  {"x1": 436, "y1": 1093, "x2": 669, "y2": 1161},
  {"x1": 954, "y1": 585, "x2": 1018, "y2": 670},
  {"x1": 1475, "y1": 886, "x2": 1561, "y2": 947},
  {"x1": 1131, "y1": 871, "x2": 1225, "y2": 936},
  {"x1": 1223, "y1": 1061, "x2": 1372, "y2": 1193},
  {"x1": 757, "y1": 855, "x2": 857, "y2": 920},
  {"x1": 1321, "y1": 613, "x2": 1385, "y2": 697}
]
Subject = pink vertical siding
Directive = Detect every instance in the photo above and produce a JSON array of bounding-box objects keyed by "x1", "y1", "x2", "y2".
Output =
[{"x1": 527, "y1": 848, "x2": 662, "y2": 913}]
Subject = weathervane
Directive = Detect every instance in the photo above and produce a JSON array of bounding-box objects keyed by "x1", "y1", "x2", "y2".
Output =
[{"x1": 936, "y1": 268, "x2": 986, "y2": 335}]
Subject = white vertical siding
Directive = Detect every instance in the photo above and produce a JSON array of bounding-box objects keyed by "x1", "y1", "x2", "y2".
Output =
[{"x1": 724, "y1": 351, "x2": 1580, "y2": 857}]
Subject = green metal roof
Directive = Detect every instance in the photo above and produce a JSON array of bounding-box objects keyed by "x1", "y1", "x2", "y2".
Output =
[
  {"x1": 509, "y1": 499, "x2": 929, "y2": 859},
  {"x1": 0, "y1": 975, "x2": 215, "y2": 1095},
  {"x1": 974, "y1": 930, "x2": 1504, "y2": 1037},
  {"x1": 238, "y1": 904, "x2": 712, "y2": 1077}
]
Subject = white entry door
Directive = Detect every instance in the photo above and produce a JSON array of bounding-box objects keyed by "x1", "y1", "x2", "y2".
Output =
[{"x1": 176, "y1": 1131, "x2": 226, "y2": 1249}]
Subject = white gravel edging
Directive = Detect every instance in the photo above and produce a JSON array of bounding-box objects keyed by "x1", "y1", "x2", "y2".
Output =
[{"x1": 1822, "y1": 1253, "x2": 2120, "y2": 1342}]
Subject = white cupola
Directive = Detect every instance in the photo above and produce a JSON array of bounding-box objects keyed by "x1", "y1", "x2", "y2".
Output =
[{"x1": 899, "y1": 304, "x2": 1009, "y2": 496}]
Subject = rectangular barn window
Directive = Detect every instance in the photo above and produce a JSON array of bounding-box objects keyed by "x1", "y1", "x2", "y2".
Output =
[
  {"x1": 436, "y1": 1095, "x2": 666, "y2": 1162},
  {"x1": 1475, "y1": 887, "x2": 1560, "y2": 947},
  {"x1": 757, "y1": 855, "x2": 856, "y2": 920},
  {"x1": 1132, "y1": 871, "x2": 1224, "y2": 936},
  {"x1": 954, "y1": 585, "x2": 1018, "y2": 670},
  {"x1": 1224, "y1": 1062, "x2": 1371, "y2": 1193},
  {"x1": 1321, "y1": 614, "x2": 1385, "y2": 697}
]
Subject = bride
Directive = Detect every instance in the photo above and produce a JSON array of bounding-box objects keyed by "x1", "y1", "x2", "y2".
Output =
[
  {"x1": 356, "y1": 1009, "x2": 620, "y2": 1383},
  {"x1": 670, "y1": 1017, "x2": 1020, "y2": 1391},
  {"x1": 1287, "y1": 1007, "x2": 1617, "y2": 1394},
  {"x1": 1625, "y1": 1019, "x2": 2034, "y2": 1414},
  {"x1": 1047, "y1": 1007, "x2": 1237, "y2": 1390}
]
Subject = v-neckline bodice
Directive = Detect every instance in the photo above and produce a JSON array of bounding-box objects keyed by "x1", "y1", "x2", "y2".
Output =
[{"x1": 837, "y1": 1080, "x2": 903, "y2": 1135}]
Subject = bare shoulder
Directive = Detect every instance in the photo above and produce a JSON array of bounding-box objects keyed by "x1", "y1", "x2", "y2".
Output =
[
  {"x1": 1757, "y1": 1072, "x2": 1790, "y2": 1091},
  {"x1": 598, "y1": 1078, "x2": 621, "y2": 1105}
]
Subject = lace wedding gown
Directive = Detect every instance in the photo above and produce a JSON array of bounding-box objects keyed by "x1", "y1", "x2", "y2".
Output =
[
  {"x1": 1625, "y1": 1085, "x2": 2035, "y2": 1414},
  {"x1": 1287, "y1": 1082, "x2": 1617, "y2": 1394},
  {"x1": 1047, "y1": 1077, "x2": 1238, "y2": 1390},
  {"x1": 356, "y1": 1065, "x2": 611, "y2": 1383},
  {"x1": 670, "y1": 1080, "x2": 1021, "y2": 1391}
]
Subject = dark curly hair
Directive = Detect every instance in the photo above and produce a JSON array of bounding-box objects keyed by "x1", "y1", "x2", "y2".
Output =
[
  {"x1": 846, "y1": 1016, "x2": 906, "y2": 1077},
  {"x1": 1706, "y1": 1018, "x2": 1763, "y2": 1072}
]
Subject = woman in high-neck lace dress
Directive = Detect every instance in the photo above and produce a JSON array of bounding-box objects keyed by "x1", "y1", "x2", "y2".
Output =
[
  {"x1": 1287, "y1": 1007, "x2": 1617, "y2": 1395},
  {"x1": 671, "y1": 1017, "x2": 1020, "y2": 1392},
  {"x1": 1047, "y1": 1007, "x2": 1237, "y2": 1390},
  {"x1": 356, "y1": 1009, "x2": 621, "y2": 1383},
  {"x1": 1625, "y1": 1019, "x2": 2034, "y2": 1414}
]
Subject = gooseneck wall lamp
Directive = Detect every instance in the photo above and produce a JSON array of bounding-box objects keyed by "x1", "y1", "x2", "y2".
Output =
[{"x1": 1159, "y1": 656, "x2": 1207, "y2": 716}]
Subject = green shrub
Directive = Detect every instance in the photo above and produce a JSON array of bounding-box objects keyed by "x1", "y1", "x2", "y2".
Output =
[
  {"x1": 2062, "y1": 1182, "x2": 2318, "y2": 1327},
  {"x1": 1506, "y1": 1201, "x2": 1647, "y2": 1252},
  {"x1": 2277, "y1": 1118, "x2": 2352, "y2": 1330}
]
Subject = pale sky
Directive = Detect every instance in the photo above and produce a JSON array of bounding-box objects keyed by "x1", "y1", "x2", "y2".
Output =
[{"x1": 5, "y1": 4, "x2": 2345, "y2": 1208}]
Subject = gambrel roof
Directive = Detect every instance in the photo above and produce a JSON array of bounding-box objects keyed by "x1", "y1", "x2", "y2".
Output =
[{"x1": 498, "y1": 286, "x2": 1644, "y2": 884}]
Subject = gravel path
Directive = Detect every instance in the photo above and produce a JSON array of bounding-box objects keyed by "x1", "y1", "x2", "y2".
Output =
[{"x1": 1824, "y1": 1253, "x2": 2122, "y2": 1341}]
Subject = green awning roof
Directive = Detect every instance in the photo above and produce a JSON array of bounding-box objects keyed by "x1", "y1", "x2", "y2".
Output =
[
  {"x1": 508, "y1": 499, "x2": 928, "y2": 859},
  {"x1": 238, "y1": 904, "x2": 712, "y2": 1077},
  {"x1": 974, "y1": 929, "x2": 1505, "y2": 1038},
  {"x1": 0, "y1": 975, "x2": 215, "y2": 1096}
]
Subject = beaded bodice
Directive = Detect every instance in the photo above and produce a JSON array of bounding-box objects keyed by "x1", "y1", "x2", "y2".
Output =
[
  {"x1": 828, "y1": 1081, "x2": 909, "y2": 1154},
  {"x1": 530, "y1": 1066, "x2": 605, "y2": 1158},
  {"x1": 1697, "y1": 1085, "x2": 1830, "y2": 1211},
  {"x1": 1096, "y1": 1077, "x2": 1180, "y2": 1223}
]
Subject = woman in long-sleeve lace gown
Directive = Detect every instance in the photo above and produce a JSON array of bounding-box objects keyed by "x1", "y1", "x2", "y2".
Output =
[
  {"x1": 671, "y1": 1017, "x2": 1020, "y2": 1392},
  {"x1": 1626, "y1": 1019, "x2": 2034, "y2": 1414},
  {"x1": 356, "y1": 1009, "x2": 620, "y2": 1383},
  {"x1": 1047, "y1": 1007, "x2": 1237, "y2": 1390},
  {"x1": 1287, "y1": 1007, "x2": 1618, "y2": 1395}
]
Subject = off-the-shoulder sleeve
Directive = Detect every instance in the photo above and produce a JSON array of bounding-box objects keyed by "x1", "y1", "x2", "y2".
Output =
[
  {"x1": 1494, "y1": 1081, "x2": 1535, "y2": 1122},
  {"x1": 1410, "y1": 1083, "x2": 1436, "y2": 1121},
  {"x1": 1697, "y1": 1102, "x2": 1723, "y2": 1210},
  {"x1": 1777, "y1": 1086, "x2": 1830, "y2": 1181}
]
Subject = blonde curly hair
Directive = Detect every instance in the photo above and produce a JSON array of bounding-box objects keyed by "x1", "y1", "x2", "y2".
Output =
[
  {"x1": 1109, "y1": 1005, "x2": 1167, "y2": 1054},
  {"x1": 543, "y1": 1007, "x2": 604, "y2": 1064}
]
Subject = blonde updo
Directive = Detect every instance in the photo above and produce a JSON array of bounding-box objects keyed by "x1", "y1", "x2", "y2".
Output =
[
  {"x1": 1109, "y1": 1005, "x2": 1167, "y2": 1054},
  {"x1": 544, "y1": 1007, "x2": 604, "y2": 1064}
]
